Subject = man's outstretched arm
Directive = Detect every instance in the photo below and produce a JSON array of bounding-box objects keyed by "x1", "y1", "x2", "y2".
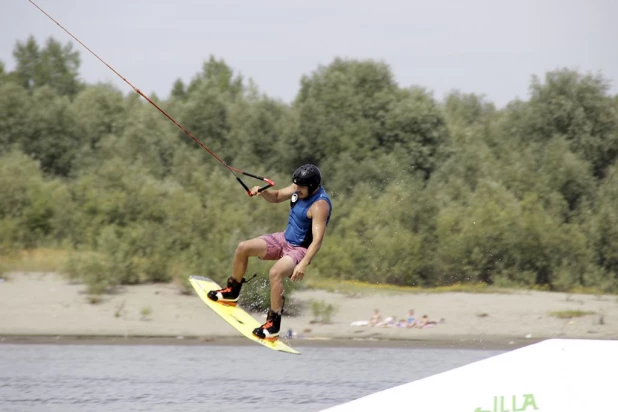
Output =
[{"x1": 251, "y1": 184, "x2": 296, "y2": 203}]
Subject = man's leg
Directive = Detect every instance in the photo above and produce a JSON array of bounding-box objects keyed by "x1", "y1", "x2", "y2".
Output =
[
  {"x1": 232, "y1": 237, "x2": 268, "y2": 282},
  {"x1": 208, "y1": 237, "x2": 268, "y2": 303},
  {"x1": 252, "y1": 255, "x2": 296, "y2": 339},
  {"x1": 268, "y1": 255, "x2": 296, "y2": 313}
]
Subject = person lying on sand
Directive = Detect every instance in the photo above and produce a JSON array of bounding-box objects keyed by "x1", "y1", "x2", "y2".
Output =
[
  {"x1": 416, "y1": 315, "x2": 446, "y2": 329},
  {"x1": 368, "y1": 309, "x2": 382, "y2": 326},
  {"x1": 376, "y1": 315, "x2": 397, "y2": 327},
  {"x1": 349, "y1": 309, "x2": 382, "y2": 327}
]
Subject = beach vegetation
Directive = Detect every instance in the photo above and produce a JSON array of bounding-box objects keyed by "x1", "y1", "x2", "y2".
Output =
[
  {"x1": 140, "y1": 306, "x2": 153, "y2": 320},
  {"x1": 1, "y1": 36, "x2": 618, "y2": 300},
  {"x1": 549, "y1": 310, "x2": 596, "y2": 319},
  {"x1": 310, "y1": 299, "x2": 338, "y2": 324}
]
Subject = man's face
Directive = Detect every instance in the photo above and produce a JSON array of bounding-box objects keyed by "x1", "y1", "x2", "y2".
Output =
[{"x1": 295, "y1": 185, "x2": 310, "y2": 199}]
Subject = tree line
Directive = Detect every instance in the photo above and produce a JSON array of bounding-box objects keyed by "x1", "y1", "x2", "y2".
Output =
[{"x1": 1, "y1": 35, "x2": 617, "y2": 294}]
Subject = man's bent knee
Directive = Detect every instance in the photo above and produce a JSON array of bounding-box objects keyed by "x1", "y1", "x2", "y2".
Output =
[
  {"x1": 269, "y1": 267, "x2": 285, "y2": 283},
  {"x1": 235, "y1": 239, "x2": 267, "y2": 258},
  {"x1": 235, "y1": 241, "x2": 251, "y2": 257}
]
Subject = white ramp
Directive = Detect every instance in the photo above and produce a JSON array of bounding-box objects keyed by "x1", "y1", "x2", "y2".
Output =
[{"x1": 322, "y1": 339, "x2": 616, "y2": 412}]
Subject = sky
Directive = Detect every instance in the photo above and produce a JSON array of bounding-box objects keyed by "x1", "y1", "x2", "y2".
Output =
[{"x1": 2, "y1": 0, "x2": 617, "y2": 107}]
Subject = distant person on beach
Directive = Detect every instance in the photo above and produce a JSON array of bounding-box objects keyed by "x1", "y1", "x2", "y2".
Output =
[
  {"x1": 376, "y1": 315, "x2": 397, "y2": 327},
  {"x1": 350, "y1": 309, "x2": 383, "y2": 327},
  {"x1": 417, "y1": 314, "x2": 439, "y2": 329},
  {"x1": 369, "y1": 309, "x2": 382, "y2": 326},
  {"x1": 406, "y1": 309, "x2": 417, "y2": 328}
]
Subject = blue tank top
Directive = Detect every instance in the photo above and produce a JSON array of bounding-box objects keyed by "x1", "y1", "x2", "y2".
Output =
[{"x1": 284, "y1": 186, "x2": 332, "y2": 247}]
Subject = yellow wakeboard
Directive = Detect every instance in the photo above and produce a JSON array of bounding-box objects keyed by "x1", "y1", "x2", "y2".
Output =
[{"x1": 189, "y1": 275, "x2": 300, "y2": 355}]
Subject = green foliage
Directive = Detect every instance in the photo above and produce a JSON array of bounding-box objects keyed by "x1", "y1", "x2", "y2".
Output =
[
  {"x1": 0, "y1": 150, "x2": 57, "y2": 248},
  {"x1": 381, "y1": 87, "x2": 450, "y2": 178},
  {"x1": 315, "y1": 181, "x2": 426, "y2": 285},
  {"x1": 293, "y1": 58, "x2": 397, "y2": 166},
  {"x1": 70, "y1": 84, "x2": 127, "y2": 162},
  {"x1": 2, "y1": 35, "x2": 618, "y2": 295},
  {"x1": 187, "y1": 55, "x2": 244, "y2": 97},
  {"x1": 433, "y1": 183, "x2": 591, "y2": 288},
  {"x1": 523, "y1": 69, "x2": 618, "y2": 178},
  {"x1": 63, "y1": 251, "x2": 114, "y2": 295},
  {"x1": 584, "y1": 166, "x2": 618, "y2": 279},
  {"x1": 549, "y1": 310, "x2": 595, "y2": 319},
  {"x1": 170, "y1": 78, "x2": 187, "y2": 100},
  {"x1": 310, "y1": 300, "x2": 338, "y2": 324},
  {"x1": 24, "y1": 86, "x2": 78, "y2": 176},
  {"x1": 12, "y1": 36, "x2": 82, "y2": 96},
  {"x1": 443, "y1": 91, "x2": 496, "y2": 128},
  {"x1": 226, "y1": 92, "x2": 292, "y2": 171},
  {"x1": 140, "y1": 306, "x2": 153, "y2": 320},
  {"x1": 290, "y1": 58, "x2": 448, "y2": 187},
  {"x1": 0, "y1": 83, "x2": 31, "y2": 152}
]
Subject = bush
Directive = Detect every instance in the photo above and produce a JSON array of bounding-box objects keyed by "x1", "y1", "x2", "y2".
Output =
[
  {"x1": 310, "y1": 299, "x2": 338, "y2": 324},
  {"x1": 63, "y1": 251, "x2": 116, "y2": 295},
  {"x1": 140, "y1": 306, "x2": 153, "y2": 320},
  {"x1": 549, "y1": 310, "x2": 595, "y2": 319}
]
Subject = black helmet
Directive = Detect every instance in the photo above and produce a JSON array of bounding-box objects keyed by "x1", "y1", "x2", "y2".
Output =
[{"x1": 292, "y1": 164, "x2": 321, "y2": 192}]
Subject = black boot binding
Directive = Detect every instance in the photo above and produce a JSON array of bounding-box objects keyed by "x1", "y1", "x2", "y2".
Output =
[
  {"x1": 207, "y1": 274, "x2": 256, "y2": 305},
  {"x1": 253, "y1": 296, "x2": 285, "y2": 340}
]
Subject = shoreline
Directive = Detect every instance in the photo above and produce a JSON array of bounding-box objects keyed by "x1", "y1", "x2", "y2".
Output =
[{"x1": 0, "y1": 333, "x2": 546, "y2": 351}]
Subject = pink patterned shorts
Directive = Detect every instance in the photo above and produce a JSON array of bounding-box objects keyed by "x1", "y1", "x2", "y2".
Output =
[{"x1": 259, "y1": 232, "x2": 307, "y2": 265}]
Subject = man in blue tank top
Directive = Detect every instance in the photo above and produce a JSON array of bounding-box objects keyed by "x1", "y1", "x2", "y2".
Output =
[{"x1": 207, "y1": 164, "x2": 333, "y2": 340}]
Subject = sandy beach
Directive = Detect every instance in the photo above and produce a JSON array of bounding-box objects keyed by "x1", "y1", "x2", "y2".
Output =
[{"x1": 1, "y1": 272, "x2": 617, "y2": 350}]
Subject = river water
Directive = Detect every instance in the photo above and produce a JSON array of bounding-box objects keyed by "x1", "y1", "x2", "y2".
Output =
[{"x1": 0, "y1": 343, "x2": 504, "y2": 412}]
